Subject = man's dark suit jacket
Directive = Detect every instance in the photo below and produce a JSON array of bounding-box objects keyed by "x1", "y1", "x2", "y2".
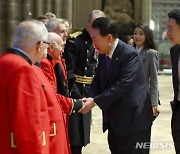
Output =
[
  {"x1": 170, "y1": 45, "x2": 180, "y2": 132},
  {"x1": 89, "y1": 40, "x2": 152, "y2": 136},
  {"x1": 170, "y1": 45, "x2": 180, "y2": 103}
]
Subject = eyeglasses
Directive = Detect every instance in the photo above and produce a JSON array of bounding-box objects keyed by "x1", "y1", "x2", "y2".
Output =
[
  {"x1": 37, "y1": 41, "x2": 50, "y2": 45},
  {"x1": 43, "y1": 41, "x2": 50, "y2": 45},
  {"x1": 166, "y1": 27, "x2": 175, "y2": 33}
]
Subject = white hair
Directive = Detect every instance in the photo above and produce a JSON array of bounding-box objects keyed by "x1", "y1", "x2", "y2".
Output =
[
  {"x1": 45, "y1": 18, "x2": 65, "y2": 32},
  {"x1": 87, "y1": 10, "x2": 106, "y2": 23},
  {"x1": 13, "y1": 20, "x2": 48, "y2": 51},
  {"x1": 47, "y1": 32, "x2": 61, "y2": 44}
]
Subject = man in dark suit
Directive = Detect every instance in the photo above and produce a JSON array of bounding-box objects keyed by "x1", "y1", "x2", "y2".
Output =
[
  {"x1": 79, "y1": 17, "x2": 152, "y2": 154},
  {"x1": 63, "y1": 10, "x2": 105, "y2": 154},
  {"x1": 167, "y1": 9, "x2": 180, "y2": 153}
]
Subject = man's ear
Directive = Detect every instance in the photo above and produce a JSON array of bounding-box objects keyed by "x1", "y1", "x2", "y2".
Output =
[
  {"x1": 107, "y1": 34, "x2": 113, "y2": 42},
  {"x1": 36, "y1": 41, "x2": 43, "y2": 53},
  {"x1": 49, "y1": 43, "x2": 54, "y2": 51}
]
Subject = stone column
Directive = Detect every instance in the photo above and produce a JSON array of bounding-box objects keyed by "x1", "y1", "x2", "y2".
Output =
[
  {"x1": 34, "y1": 0, "x2": 43, "y2": 18},
  {"x1": 0, "y1": 1, "x2": 5, "y2": 53},
  {"x1": 44, "y1": 0, "x2": 51, "y2": 13},
  {"x1": 142, "y1": 0, "x2": 152, "y2": 25},
  {"x1": 62, "y1": 0, "x2": 72, "y2": 22},
  {"x1": 21, "y1": 0, "x2": 30, "y2": 21},
  {"x1": 6, "y1": 0, "x2": 16, "y2": 50},
  {"x1": 52, "y1": 0, "x2": 62, "y2": 18},
  {"x1": 134, "y1": 0, "x2": 143, "y2": 25}
]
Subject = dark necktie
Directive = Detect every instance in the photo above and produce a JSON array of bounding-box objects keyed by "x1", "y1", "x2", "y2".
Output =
[{"x1": 105, "y1": 56, "x2": 111, "y2": 77}]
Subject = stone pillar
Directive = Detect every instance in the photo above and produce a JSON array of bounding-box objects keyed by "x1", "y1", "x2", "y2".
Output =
[
  {"x1": 72, "y1": 0, "x2": 102, "y2": 31},
  {"x1": 62, "y1": 0, "x2": 72, "y2": 22},
  {"x1": 0, "y1": 1, "x2": 5, "y2": 53},
  {"x1": 33, "y1": 0, "x2": 43, "y2": 18},
  {"x1": 52, "y1": 0, "x2": 63, "y2": 18},
  {"x1": 6, "y1": 0, "x2": 16, "y2": 49},
  {"x1": 142, "y1": 0, "x2": 152, "y2": 25},
  {"x1": 21, "y1": 0, "x2": 30, "y2": 20},
  {"x1": 134, "y1": 0, "x2": 143, "y2": 25},
  {"x1": 44, "y1": 0, "x2": 51, "y2": 13}
]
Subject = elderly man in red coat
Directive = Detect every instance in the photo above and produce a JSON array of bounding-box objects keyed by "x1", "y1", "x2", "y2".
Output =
[
  {"x1": 41, "y1": 32, "x2": 83, "y2": 128},
  {"x1": 0, "y1": 20, "x2": 50, "y2": 154},
  {"x1": 32, "y1": 39, "x2": 72, "y2": 154},
  {"x1": 33, "y1": 64, "x2": 72, "y2": 154}
]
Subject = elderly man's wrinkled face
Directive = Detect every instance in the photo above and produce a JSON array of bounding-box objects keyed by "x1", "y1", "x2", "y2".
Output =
[
  {"x1": 55, "y1": 23, "x2": 68, "y2": 44},
  {"x1": 52, "y1": 36, "x2": 64, "y2": 60}
]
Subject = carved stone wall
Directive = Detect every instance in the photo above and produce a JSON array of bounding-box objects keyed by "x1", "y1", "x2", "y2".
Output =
[{"x1": 103, "y1": 0, "x2": 134, "y2": 25}]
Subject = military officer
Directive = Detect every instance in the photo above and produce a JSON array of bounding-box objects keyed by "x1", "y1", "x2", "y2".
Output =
[{"x1": 63, "y1": 10, "x2": 106, "y2": 154}]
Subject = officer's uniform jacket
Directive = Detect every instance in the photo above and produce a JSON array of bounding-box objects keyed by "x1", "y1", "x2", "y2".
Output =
[
  {"x1": 64, "y1": 28, "x2": 98, "y2": 98},
  {"x1": 63, "y1": 28, "x2": 98, "y2": 146},
  {"x1": 0, "y1": 48, "x2": 49, "y2": 154}
]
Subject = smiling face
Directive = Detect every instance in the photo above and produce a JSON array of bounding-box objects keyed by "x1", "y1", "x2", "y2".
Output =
[
  {"x1": 167, "y1": 18, "x2": 180, "y2": 44},
  {"x1": 91, "y1": 28, "x2": 111, "y2": 54},
  {"x1": 52, "y1": 36, "x2": 64, "y2": 60},
  {"x1": 133, "y1": 27, "x2": 146, "y2": 48}
]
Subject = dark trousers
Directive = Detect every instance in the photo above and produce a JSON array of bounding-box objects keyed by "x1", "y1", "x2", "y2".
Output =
[
  {"x1": 172, "y1": 101, "x2": 180, "y2": 154},
  {"x1": 108, "y1": 128, "x2": 151, "y2": 154},
  {"x1": 172, "y1": 131, "x2": 180, "y2": 154},
  {"x1": 71, "y1": 145, "x2": 83, "y2": 154}
]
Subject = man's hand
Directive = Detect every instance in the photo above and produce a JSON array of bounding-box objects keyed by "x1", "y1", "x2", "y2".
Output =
[
  {"x1": 78, "y1": 97, "x2": 96, "y2": 114},
  {"x1": 152, "y1": 105, "x2": 159, "y2": 116}
]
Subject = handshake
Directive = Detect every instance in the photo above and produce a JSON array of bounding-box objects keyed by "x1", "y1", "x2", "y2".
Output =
[{"x1": 78, "y1": 97, "x2": 96, "y2": 114}]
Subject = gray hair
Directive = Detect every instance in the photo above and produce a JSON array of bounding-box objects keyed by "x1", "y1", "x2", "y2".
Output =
[
  {"x1": 45, "y1": 18, "x2": 64, "y2": 32},
  {"x1": 87, "y1": 10, "x2": 106, "y2": 23},
  {"x1": 44, "y1": 12, "x2": 56, "y2": 19},
  {"x1": 13, "y1": 20, "x2": 48, "y2": 51}
]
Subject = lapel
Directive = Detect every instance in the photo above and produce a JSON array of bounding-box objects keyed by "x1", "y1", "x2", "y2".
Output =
[{"x1": 138, "y1": 48, "x2": 146, "y2": 63}]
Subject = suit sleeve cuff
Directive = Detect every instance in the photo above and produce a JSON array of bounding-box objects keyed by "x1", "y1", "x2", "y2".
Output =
[{"x1": 70, "y1": 99, "x2": 83, "y2": 114}]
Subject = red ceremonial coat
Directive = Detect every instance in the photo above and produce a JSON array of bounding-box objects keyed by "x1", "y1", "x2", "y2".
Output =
[
  {"x1": 41, "y1": 57, "x2": 73, "y2": 116},
  {"x1": 0, "y1": 49, "x2": 49, "y2": 154},
  {"x1": 32, "y1": 65, "x2": 71, "y2": 154}
]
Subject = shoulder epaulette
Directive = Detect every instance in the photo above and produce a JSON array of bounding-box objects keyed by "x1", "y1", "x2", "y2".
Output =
[{"x1": 69, "y1": 31, "x2": 82, "y2": 39}]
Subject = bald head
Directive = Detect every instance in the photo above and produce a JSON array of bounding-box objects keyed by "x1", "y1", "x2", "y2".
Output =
[
  {"x1": 48, "y1": 32, "x2": 63, "y2": 44},
  {"x1": 47, "y1": 32, "x2": 64, "y2": 60}
]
